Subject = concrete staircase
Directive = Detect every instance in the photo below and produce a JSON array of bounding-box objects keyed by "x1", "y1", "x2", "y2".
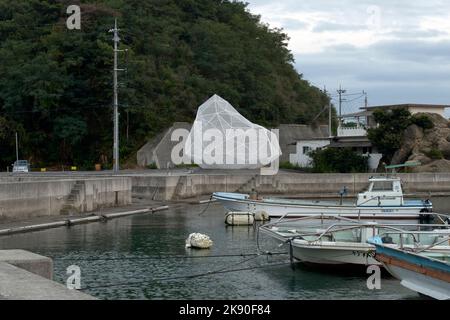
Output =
[
  {"x1": 237, "y1": 175, "x2": 287, "y2": 195},
  {"x1": 60, "y1": 181, "x2": 85, "y2": 215},
  {"x1": 237, "y1": 175, "x2": 259, "y2": 193}
]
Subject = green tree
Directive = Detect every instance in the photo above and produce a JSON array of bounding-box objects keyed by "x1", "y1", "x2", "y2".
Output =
[
  {"x1": 367, "y1": 108, "x2": 413, "y2": 162},
  {"x1": 310, "y1": 148, "x2": 369, "y2": 173},
  {"x1": 0, "y1": 0, "x2": 332, "y2": 169},
  {"x1": 367, "y1": 109, "x2": 435, "y2": 164},
  {"x1": 53, "y1": 116, "x2": 88, "y2": 163}
]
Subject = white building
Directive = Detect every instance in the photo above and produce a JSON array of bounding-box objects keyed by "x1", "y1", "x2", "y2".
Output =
[
  {"x1": 277, "y1": 124, "x2": 330, "y2": 168},
  {"x1": 289, "y1": 138, "x2": 330, "y2": 168}
]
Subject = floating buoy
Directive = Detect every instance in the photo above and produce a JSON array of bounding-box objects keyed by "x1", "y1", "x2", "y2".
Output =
[
  {"x1": 225, "y1": 212, "x2": 255, "y2": 226},
  {"x1": 185, "y1": 233, "x2": 213, "y2": 249},
  {"x1": 254, "y1": 211, "x2": 270, "y2": 221}
]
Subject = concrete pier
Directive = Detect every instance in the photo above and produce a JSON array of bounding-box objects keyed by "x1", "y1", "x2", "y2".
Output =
[{"x1": 0, "y1": 250, "x2": 95, "y2": 300}]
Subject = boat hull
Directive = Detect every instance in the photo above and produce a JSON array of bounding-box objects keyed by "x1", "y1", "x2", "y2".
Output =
[
  {"x1": 213, "y1": 192, "x2": 430, "y2": 220},
  {"x1": 374, "y1": 245, "x2": 450, "y2": 300},
  {"x1": 287, "y1": 242, "x2": 380, "y2": 266}
]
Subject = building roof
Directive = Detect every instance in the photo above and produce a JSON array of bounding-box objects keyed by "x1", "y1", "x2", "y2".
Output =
[
  {"x1": 362, "y1": 103, "x2": 450, "y2": 110},
  {"x1": 342, "y1": 110, "x2": 373, "y2": 118},
  {"x1": 328, "y1": 141, "x2": 373, "y2": 148},
  {"x1": 278, "y1": 124, "x2": 330, "y2": 144}
]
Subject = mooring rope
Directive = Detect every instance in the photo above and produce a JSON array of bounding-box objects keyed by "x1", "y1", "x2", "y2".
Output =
[
  {"x1": 80, "y1": 261, "x2": 291, "y2": 291},
  {"x1": 54, "y1": 251, "x2": 287, "y2": 262},
  {"x1": 198, "y1": 195, "x2": 214, "y2": 216}
]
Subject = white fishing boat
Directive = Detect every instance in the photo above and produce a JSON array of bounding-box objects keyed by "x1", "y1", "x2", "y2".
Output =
[
  {"x1": 258, "y1": 214, "x2": 450, "y2": 266},
  {"x1": 370, "y1": 236, "x2": 450, "y2": 300},
  {"x1": 213, "y1": 176, "x2": 432, "y2": 220}
]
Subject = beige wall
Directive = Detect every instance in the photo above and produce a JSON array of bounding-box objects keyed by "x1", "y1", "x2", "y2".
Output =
[{"x1": 408, "y1": 106, "x2": 445, "y2": 117}]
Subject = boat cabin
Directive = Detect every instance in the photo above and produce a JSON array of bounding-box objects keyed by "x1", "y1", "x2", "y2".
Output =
[{"x1": 357, "y1": 177, "x2": 404, "y2": 207}]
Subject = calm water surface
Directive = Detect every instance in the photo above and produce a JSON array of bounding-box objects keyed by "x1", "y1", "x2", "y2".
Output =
[{"x1": 1, "y1": 196, "x2": 449, "y2": 300}]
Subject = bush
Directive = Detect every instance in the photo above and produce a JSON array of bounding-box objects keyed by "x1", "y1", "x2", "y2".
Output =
[
  {"x1": 147, "y1": 163, "x2": 158, "y2": 169},
  {"x1": 424, "y1": 148, "x2": 444, "y2": 160},
  {"x1": 411, "y1": 115, "x2": 434, "y2": 130},
  {"x1": 175, "y1": 163, "x2": 199, "y2": 169},
  {"x1": 310, "y1": 148, "x2": 369, "y2": 173},
  {"x1": 280, "y1": 161, "x2": 312, "y2": 172}
]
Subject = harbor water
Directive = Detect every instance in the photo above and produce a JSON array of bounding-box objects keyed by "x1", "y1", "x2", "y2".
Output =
[{"x1": 0, "y1": 197, "x2": 449, "y2": 300}]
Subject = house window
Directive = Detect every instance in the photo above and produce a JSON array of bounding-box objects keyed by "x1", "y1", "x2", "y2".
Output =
[{"x1": 303, "y1": 146, "x2": 311, "y2": 154}]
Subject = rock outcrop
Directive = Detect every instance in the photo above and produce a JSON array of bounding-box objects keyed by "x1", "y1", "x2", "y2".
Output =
[{"x1": 391, "y1": 113, "x2": 450, "y2": 172}]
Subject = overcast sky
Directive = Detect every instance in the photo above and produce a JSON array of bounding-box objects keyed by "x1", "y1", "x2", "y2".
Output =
[{"x1": 246, "y1": 0, "x2": 450, "y2": 114}]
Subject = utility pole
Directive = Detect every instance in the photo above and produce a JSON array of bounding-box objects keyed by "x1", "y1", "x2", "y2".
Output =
[
  {"x1": 324, "y1": 87, "x2": 333, "y2": 138},
  {"x1": 363, "y1": 90, "x2": 368, "y2": 108},
  {"x1": 15, "y1": 132, "x2": 19, "y2": 162},
  {"x1": 337, "y1": 85, "x2": 346, "y2": 130},
  {"x1": 110, "y1": 19, "x2": 122, "y2": 173},
  {"x1": 337, "y1": 85, "x2": 346, "y2": 120}
]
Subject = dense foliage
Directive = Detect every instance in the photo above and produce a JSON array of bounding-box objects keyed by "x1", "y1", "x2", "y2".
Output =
[
  {"x1": 0, "y1": 0, "x2": 330, "y2": 169},
  {"x1": 367, "y1": 109, "x2": 434, "y2": 162},
  {"x1": 309, "y1": 148, "x2": 369, "y2": 173}
]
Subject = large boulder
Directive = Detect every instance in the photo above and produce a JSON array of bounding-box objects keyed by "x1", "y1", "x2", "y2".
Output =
[
  {"x1": 412, "y1": 159, "x2": 450, "y2": 173},
  {"x1": 395, "y1": 113, "x2": 450, "y2": 172},
  {"x1": 391, "y1": 124, "x2": 423, "y2": 164}
]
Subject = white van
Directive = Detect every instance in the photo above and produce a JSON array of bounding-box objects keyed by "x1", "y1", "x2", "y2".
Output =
[{"x1": 13, "y1": 160, "x2": 30, "y2": 173}]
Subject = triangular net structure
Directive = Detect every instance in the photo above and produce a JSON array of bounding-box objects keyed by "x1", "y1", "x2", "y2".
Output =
[{"x1": 184, "y1": 94, "x2": 281, "y2": 169}]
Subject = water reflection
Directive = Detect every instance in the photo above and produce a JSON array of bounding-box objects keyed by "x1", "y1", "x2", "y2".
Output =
[{"x1": 1, "y1": 197, "x2": 449, "y2": 300}]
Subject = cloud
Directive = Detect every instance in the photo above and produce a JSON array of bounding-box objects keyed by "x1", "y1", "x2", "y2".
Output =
[
  {"x1": 278, "y1": 18, "x2": 309, "y2": 30},
  {"x1": 246, "y1": 1, "x2": 450, "y2": 111},
  {"x1": 312, "y1": 22, "x2": 368, "y2": 33},
  {"x1": 294, "y1": 40, "x2": 450, "y2": 109}
]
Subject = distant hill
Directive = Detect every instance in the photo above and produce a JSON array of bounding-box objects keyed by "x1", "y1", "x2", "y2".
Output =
[{"x1": 0, "y1": 0, "x2": 330, "y2": 169}]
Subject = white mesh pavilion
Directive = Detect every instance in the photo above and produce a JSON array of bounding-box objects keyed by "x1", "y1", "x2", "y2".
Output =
[{"x1": 184, "y1": 94, "x2": 281, "y2": 169}]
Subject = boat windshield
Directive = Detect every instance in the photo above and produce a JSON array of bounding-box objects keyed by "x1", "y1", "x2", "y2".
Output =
[{"x1": 371, "y1": 181, "x2": 394, "y2": 192}]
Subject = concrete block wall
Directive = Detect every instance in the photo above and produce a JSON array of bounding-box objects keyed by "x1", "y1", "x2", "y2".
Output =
[
  {"x1": 0, "y1": 177, "x2": 132, "y2": 220},
  {"x1": 76, "y1": 178, "x2": 132, "y2": 212},
  {"x1": 233, "y1": 172, "x2": 450, "y2": 196},
  {"x1": 131, "y1": 174, "x2": 255, "y2": 200},
  {"x1": 131, "y1": 172, "x2": 450, "y2": 200},
  {"x1": 0, "y1": 180, "x2": 76, "y2": 220}
]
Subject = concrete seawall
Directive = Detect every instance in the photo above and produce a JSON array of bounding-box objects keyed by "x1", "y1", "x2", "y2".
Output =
[
  {"x1": 1, "y1": 171, "x2": 450, "y2": 219},
  {"x1": 130, "y1": 172, "x2": 450, "y2": 200},
  {"x1": 0, "y1": 177, "x2": 131, "y2": 220}
]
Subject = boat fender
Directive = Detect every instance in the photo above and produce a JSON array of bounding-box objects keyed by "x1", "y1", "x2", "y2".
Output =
[
  {"x1": 185, "y1": 233, "x2": 213, "y2": 249},
  {"x1": 254, "y1": 211, "x2": 269, "y2": 221}
]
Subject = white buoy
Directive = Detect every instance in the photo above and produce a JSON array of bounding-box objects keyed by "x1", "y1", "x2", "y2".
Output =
[
  {"x1": 185, "y1": 233, "x2": 213, "y2": 249},
  {"x1": 254, "y1": 211, "x2": 270, "y2": 221},
  {"x1": 225, "y1": 212, "x2": 255, "y2": 226}
]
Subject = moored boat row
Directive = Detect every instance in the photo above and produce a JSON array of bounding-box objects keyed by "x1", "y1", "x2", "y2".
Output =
[
  {"x1": 213, "y1": 176, "x2": 433, "y2": 220},
  {"x1": 213, "y1": 173, "x2": 450, "y2": 299}
]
